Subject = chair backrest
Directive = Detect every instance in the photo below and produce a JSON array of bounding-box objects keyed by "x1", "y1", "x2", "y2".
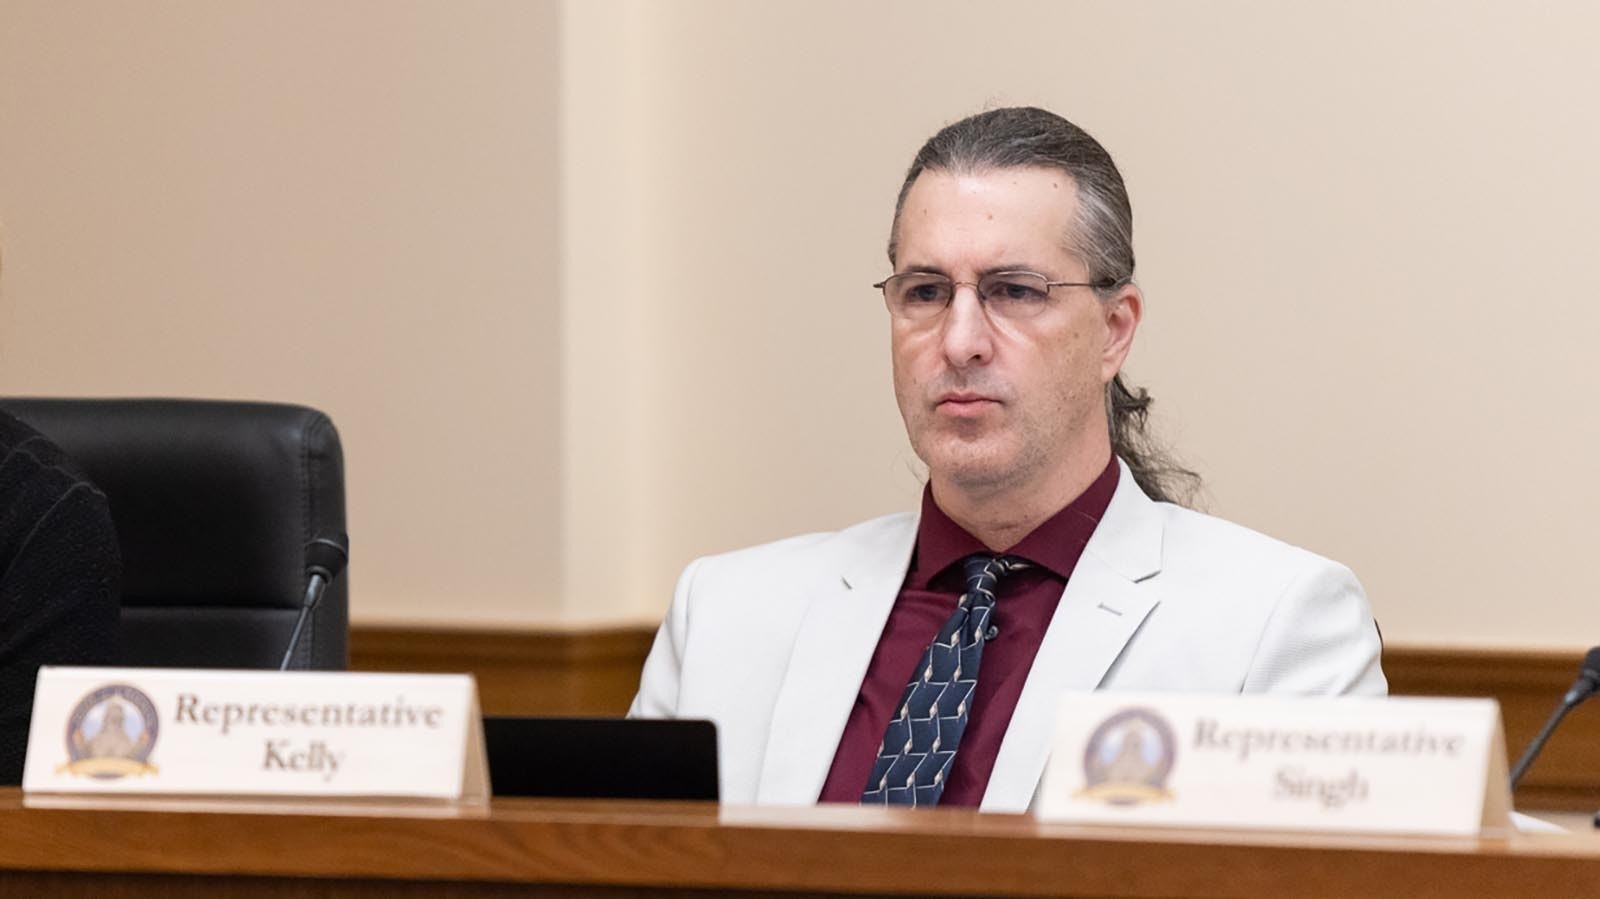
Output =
[{"x1": 0, "y1": 398, "x2": 348, "y2": 670}]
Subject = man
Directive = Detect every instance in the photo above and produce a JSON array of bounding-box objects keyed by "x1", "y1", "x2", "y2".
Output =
[
  {"x1": 630, "y1": 107, "x2": 1384, "y2": 812},
  {"x1": 0, "y1": 403, "x2": 121, "y2": 784}
]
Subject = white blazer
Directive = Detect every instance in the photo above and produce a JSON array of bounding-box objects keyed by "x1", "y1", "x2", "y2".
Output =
[{"x1": 629, "y1": 461, "x2": 1386, "y2": 812}]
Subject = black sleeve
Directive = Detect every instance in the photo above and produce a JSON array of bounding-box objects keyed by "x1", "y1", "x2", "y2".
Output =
[{"x1": 0, "y1": 482, "x2": 121, "y2": 784}]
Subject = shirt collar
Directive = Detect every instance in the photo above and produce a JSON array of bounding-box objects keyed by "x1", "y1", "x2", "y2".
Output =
[{"x1": 906, "y1": 457, "x2": 1120, "y2": 589}]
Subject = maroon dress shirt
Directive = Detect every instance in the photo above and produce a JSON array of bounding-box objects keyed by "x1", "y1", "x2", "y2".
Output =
[{"x1": 817, "y1": 459, "x2": 1119, "y2": 807}]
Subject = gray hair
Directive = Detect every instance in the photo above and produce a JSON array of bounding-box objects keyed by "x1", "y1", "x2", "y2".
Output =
[{"x1": 888, "y1": 107, "x2": 1200, "y2": 506}]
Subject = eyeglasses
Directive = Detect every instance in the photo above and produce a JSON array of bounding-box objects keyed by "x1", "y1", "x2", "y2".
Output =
[{"x1": 873, "y1": 270, "x2": 1121, "y2": 322}]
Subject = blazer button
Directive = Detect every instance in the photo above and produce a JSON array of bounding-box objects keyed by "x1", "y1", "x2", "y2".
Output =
[{"x1": 985, "y1": 624, "x2": 1000, "y2": 641}]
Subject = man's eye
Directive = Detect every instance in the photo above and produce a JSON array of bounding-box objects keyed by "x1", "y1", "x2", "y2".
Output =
[
  {"x1": 989, "y1": 280, "x2": 1048, "y2": 303},
  {"x1": 904, "y1": 283, "x2": 948, "y2": 303}
]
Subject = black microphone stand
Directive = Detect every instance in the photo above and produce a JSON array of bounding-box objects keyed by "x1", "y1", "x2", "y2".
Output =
[
  {"x1": 1507, "y1": 647, "x2": 1600, "y2": 802},
  {"x1": 279, "y1": 535, "x2": 350, "y2": 671}
]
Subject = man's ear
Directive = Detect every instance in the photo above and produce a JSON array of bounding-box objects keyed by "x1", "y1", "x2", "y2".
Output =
[{"x1": 1101, "y1": 283, "x2": 1143, "y2": 383}]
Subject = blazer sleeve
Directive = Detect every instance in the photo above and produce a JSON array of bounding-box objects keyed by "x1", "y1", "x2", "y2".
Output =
[
  {"x1": 627, "y1": 556, "x2": 704, "y2": 718},
  {"x1": 0, "y1": 482, "x2": 121, "y2": 784},
  {"x1": 1239, "y1": 557, "x2": 1386, "y2": 696}
]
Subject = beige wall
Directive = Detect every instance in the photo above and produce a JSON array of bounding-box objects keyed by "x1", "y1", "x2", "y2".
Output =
[
  {"x1": 3, "y1": 1, "x2": 1597, "y2": 648},
  {"x1": 0, "y1": 1, "x2": 564, "y2": 624}
]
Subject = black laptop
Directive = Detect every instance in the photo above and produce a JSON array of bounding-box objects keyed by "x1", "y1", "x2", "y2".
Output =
[{"x1": 483, "y1": 716, "x2": 719, "y2": 800}]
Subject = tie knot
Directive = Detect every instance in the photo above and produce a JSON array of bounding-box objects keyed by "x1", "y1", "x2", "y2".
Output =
[{"x1": 960, "y1": 553, "x2": 1028, "y2": 593}]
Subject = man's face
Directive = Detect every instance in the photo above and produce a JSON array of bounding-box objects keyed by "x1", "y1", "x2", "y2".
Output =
[{"x1": 889, "y1": 166, "x2": 1140, "y2": 500}]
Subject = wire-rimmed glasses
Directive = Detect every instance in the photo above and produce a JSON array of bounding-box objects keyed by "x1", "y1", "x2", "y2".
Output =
[{"x1": 874, "y1": 270, "x2": 1120, "y2": 322}]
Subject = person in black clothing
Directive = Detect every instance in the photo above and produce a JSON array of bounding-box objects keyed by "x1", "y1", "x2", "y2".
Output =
[{"x1": 0, "y1": 409, "x2": 120, "y2": 784}]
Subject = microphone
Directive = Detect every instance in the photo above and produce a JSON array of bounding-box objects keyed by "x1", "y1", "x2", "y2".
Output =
[
  {"x1": 1508, "y1": 646, "x2": 1600, "y2": 791},
  {"x1": 278, "y1": 534, "x2": 350, "y2": 671}
]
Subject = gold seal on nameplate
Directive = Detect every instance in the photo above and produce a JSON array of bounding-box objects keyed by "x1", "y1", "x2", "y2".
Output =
[
  {"x1": 58, "y1": 683, "x2": 160, "y2": 779},
  {"x1": 1077, "y1": 707, "x2": 1176, "y2": 806}
]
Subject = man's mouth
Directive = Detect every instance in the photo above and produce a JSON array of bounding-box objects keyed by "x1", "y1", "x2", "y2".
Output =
[{"x1": 936, "y1": 393, "x2": 1000, "y2": 414}]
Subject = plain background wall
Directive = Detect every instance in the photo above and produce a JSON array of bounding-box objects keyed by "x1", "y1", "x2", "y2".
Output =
[
  {"x1": 2, "y1": 1, "x2": 1596, "y2": 649},
  {"x1": 0, "y1": 1, "x2": 565, "y2": 623}
]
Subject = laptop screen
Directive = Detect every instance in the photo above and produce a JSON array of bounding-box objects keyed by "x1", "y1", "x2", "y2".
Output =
[{"x1": 483, "y1": 716, "x2": 719, "y2": 801}]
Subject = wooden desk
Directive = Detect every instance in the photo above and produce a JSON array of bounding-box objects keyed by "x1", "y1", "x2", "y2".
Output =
[{"x1": 1, "y1": 789, "x2": 1598, "y2": 898}]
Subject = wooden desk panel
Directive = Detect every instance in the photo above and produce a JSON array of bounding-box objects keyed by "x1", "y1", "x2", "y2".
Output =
[{"x1": 2, "y1": 790, "x2": 1599, "y2": 898}]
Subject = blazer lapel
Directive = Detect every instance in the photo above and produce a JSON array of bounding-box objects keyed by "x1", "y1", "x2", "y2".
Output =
[
  {"x1": 981, "y1": 463, "x2": 1164, "y2": 813},
  {"x1": 755, "y1": 516, "x2": 918, "y2": 805}
]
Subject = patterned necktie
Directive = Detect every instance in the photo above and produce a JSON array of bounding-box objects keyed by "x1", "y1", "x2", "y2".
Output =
[{"x1": 861, "y1": 553, "x2": 1029, "y2": 806}]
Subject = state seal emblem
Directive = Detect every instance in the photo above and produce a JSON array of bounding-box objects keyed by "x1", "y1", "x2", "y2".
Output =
[
  {"x1": 1077, "y1": 706, "x2": 1176, "y2": 806},
  {"x1": 59, "y1": 684, "x2": 160, "y2": 779}
]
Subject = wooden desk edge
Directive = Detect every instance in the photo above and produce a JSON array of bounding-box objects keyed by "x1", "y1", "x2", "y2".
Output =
[{"x1": 2, "y1": 790, "x2": 1599, "y2": 898}]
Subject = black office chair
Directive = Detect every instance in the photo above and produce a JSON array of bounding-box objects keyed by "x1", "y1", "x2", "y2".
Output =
[{"x1": 0, "y1": 398, "x2": 349, "y2": 670}]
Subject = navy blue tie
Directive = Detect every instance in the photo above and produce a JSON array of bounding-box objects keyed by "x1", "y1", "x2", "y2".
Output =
[{"x1": 861, "y1": 553, "x2": 1028, "y2": 806}]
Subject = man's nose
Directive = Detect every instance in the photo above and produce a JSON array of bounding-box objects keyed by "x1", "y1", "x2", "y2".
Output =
[{"x1": 939, "y1": 284, "x2": 995, "y2": 368}]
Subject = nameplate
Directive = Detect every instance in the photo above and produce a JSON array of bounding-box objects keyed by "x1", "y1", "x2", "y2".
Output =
[
  {"x1": 1034, "y1": 693, "x2": 1511, "y2": 836},
  {"x1": 22, "y1": 667, "x2": 488, "y2": 803}
]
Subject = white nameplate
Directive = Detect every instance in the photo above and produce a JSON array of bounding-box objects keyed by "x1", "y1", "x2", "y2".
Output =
[
  {"x1": 22, "y1": 667, "x2": 488, "y2": 802},
  {"x1": 1035, "y1": 693, "x2": 1511, "y2": 836}
]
